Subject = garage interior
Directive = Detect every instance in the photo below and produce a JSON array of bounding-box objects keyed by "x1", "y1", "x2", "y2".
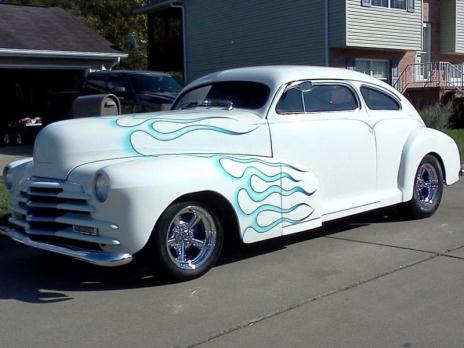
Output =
[{"x1": 0, "y1": 3, "x2": 127, "y2": 146}]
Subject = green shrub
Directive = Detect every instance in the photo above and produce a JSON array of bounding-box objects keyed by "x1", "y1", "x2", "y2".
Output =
[{"x1": 418, "y1": 103, "x2": 454, "y2": 130}]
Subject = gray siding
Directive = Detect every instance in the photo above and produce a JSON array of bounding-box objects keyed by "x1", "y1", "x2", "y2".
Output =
[
  {"x1": 184, "y1": 0, "x2": 327, "y2": 81},
  {"x1": 457, "y1": 0, "x2": 464, "y2": 52},
  {"x1": 441, "y1": 0, "x2": 456, "y2": 53},
  {"x1": 329, "y1": 0, "x2": 346, "y2": 47},
  {"x1": 442, "y1": 0, "x2": 464, "y2": 54},
  {"x1": 345, "y1": 0, "x2": 422, "y2": 50}
]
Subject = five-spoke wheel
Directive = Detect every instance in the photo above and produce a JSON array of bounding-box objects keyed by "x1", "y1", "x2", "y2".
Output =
[
  {"x1": 404, "y1": 154, "x2": 443, "y2": 219},
  {"x1": 148, "y1": 201, "x2": 223, "y2": 280}
]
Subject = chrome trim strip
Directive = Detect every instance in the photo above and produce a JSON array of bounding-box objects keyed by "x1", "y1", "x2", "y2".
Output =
[{"x1": 0, "y1": 226, "x2": 132, "y2": 267}]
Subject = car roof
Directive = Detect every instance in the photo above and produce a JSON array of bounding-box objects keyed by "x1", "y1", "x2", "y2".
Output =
[{"x1": 188, "y1": 65, "x2": 395, "y2": 92}]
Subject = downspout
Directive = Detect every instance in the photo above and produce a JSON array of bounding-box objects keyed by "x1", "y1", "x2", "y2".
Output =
[
  {"x1": 325, "y1": 0, "x2": 329, "y2": 66},
  {"x1": 170, "y1": 1, "x2": 187, "y2": 82}
]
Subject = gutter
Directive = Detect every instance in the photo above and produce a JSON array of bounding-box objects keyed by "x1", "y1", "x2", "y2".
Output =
[
  {"x1": 133, "y1": 0, "x2": 172, "y2": 14},
  {"x1": 170, "y1": 1, "x2": 187, "y2": 82},
  {"x1": 0, "y1": 48, "x2": 128, "y2": 60}
]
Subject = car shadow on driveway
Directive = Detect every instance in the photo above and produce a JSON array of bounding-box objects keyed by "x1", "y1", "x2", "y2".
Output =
[{"x1": 0, "y1": 207, "x2": 402, "y2": 304}]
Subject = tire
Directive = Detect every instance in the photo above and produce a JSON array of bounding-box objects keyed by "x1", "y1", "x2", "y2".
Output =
[
  {"x1": 15, "y1": 132, "x2": 23, "y2": 146},
  {"x1": 2, "y1": 133, "x2": 11, "y2": 146},
  {"x1": 404, "y1": 155, "x2": 444, "y2": 219},
  {"x1": 146, "y1": 200, "x2": 224, "y2": 281}
]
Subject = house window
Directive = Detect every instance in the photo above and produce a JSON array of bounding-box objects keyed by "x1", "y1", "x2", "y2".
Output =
[
  {"x1": 370, "y1": 0, "x2": 409, "y2": 10},
  {"x1": 391, "y1": 0, "x2": 407, "y2": 9},
  {"x1": 372, "y1": 0, "x2": 388, "y2": 7},
  {"x1": 355, "y1": 59, "x2": 389, "y2": 81}
]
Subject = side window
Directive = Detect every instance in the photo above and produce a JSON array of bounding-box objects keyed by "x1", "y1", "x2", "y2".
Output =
[
  {"x1": 303, "y1": 85, "x2": 358, "y2": 112},
  {"x1": 361, "y1": 86, "x2": 401, "y2": 111},
  {"x1": 276, "y1": 88, "x2": 304, "y2": 114},
  {"x1": 83, "y1": 75, "x2": 105, "y2": 94},
  {"x1": 107, "y1": 76, "x2": 128, "y2": 97}
]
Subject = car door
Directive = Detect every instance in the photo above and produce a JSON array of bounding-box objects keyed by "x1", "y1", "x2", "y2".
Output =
[{"x1": 267, "y1": 81, "x2": 377, "y2": 222}]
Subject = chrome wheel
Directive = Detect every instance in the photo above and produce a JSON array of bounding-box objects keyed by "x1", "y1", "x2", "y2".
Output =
[
  {"x1": 166, "y1": 206, "x2": 217, "y2": 270},
  {"x1": 415, "y1": 163, "x2": 439, "y2": 209}
]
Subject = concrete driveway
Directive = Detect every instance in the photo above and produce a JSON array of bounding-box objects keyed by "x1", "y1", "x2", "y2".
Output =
[
  {"x1": 0, "y1": 146, "x2": 32, "y2": 175},
  {"x1": 0, "y1": 176, "x2": 463, "y2": 347}
]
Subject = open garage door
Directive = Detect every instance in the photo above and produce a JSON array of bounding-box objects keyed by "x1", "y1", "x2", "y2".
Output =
[{"x1": 0, "y1": 69, "x2": 85, "y2": 146}]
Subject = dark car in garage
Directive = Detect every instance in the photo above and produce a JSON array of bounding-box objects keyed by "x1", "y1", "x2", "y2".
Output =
[{"x1": 82, "y1": 71, "x2": 184, "y2": 114}]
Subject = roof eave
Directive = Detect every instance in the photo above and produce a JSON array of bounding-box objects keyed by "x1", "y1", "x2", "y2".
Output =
[{"x1": 0, "y1": 48, "x2": 128, "y2": 60}]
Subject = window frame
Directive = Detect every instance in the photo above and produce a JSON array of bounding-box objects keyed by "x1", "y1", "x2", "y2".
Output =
[
  {"x1": 275, "y1": 81, "x2": 362, "y2": 116},
  {"x1": 368, "y1": 0, "x2": 411, "y2": 11},
  {"x1": 359, "y1": 84, "x2": 402, "y2": 111},
  {"x1": 355, "y1": 58, "x2": 390, "y2": 82}
]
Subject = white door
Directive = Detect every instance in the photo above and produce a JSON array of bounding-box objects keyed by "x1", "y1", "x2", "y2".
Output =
[{"x1": 268, "y1": 81, "x2": 377, "y2": 222}]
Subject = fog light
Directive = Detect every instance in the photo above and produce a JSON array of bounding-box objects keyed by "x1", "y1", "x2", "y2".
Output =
[
  {"x1": 73, "y1": 225, "x2": 98, "y2": 236},
  {"x1": 94, "y1": 172, "x2": 110, "y2": 202}
]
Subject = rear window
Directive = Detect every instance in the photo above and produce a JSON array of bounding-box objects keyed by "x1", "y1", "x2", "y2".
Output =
[
  {"x1": 173, "y1": 81, "x2": 270, "y2": 110},
  {"x1": 361, "y1": 86, "x2": 401, "y2": 111}
]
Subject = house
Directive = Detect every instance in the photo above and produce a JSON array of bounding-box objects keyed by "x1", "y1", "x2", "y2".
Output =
[
  {"x1": 0, "y1": 3, "x2": 127, "y2": 144},
  {"x1": 136, "y1": 0, "x2": 464, "y2": 106}
]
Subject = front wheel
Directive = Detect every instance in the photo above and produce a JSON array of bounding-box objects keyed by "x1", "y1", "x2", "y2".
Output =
[
  {"x1": 404, "y1": 155, "x2": 443, "y2": 219},
  {"x1": 147, "y1": 201, "x2": 224, "y2": 281}
]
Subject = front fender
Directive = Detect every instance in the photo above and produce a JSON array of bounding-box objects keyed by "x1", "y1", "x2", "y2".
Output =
[
  {"x1": 72, "y1": 155, "x2": 321, "y2": 254},
  {"x1": 398, "y1": 127, "x2": 460, "y2": 202}
]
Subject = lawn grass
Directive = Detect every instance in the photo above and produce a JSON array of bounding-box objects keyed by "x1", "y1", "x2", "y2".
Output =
[
  {"x1": 0, "y1": 183, "x2": 9, "y2": 226},
  {"x1": 445, "y1": 129, "x2": 464, "y2": 162}
]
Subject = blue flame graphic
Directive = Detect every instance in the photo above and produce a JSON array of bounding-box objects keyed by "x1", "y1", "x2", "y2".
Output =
[
  {"x1": 218, "y1": 156, "x2": 316, "y2": 234},
  {"x1": 115, "y1": 116, "x2": 258, "y2": 144}
]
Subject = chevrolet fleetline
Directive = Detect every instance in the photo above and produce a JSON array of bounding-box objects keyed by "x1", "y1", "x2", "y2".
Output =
[{"x1": 2, "y1": 66, "x2": 460, "y2": 280}]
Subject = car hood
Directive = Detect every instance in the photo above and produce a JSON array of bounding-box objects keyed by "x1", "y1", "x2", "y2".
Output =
[{"x1": 32, "y1": 109, "x2": 271, "y2": 179}]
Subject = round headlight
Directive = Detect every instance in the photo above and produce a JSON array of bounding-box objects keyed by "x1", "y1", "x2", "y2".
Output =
[
  {"x1": 94, "y1": 173, "x2": 110, "y2": 203},
  {"x1": 3, "y1": 166, "x2": 13, "y2": 190}
]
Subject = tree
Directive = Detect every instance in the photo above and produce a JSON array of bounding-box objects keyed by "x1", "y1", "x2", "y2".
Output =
[{"x1": 6, "y1": 0, "x2": 149, "y2": 69}]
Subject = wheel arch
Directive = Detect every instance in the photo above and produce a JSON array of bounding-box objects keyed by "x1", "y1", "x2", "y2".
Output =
[
  {"x1": 398, "y1": 127, "x2": 460, "y2": 202},
  {"x1": 171, "y1": 190, "x2": 242, "y2": 245}
]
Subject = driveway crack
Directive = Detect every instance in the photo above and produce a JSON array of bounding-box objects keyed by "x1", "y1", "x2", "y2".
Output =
[{"x1": 181, "y1": 253, "x2": 437, "y2": 348}]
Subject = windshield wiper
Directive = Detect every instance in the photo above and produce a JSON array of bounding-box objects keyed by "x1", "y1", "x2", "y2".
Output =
[{"x1": 179, "y1": 99, "x2": 234, "y2": 110}]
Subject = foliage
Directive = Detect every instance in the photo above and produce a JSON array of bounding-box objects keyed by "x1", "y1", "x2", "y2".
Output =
[
  {"x1": 418, "y1": 103, "x2": 454, "y2": 131},
  {"x1": 445, "y1": 129, "x2": 464, "y2": 161},
  {"x1": 6, "y1": 0, "x2": 149, "y2": 69}
]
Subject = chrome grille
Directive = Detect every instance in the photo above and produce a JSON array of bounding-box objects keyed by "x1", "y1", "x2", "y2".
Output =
[{"x1": 9, "y1": 177, "x2": 119, "y2": 250}]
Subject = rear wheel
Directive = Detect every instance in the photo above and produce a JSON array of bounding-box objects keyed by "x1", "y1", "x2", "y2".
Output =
[
  {"x1": 404, "y1": 155, "x2": 443, "y2": 219},
  {"x1": 2, "y1": 133, "x2": 11, "y2": 146},
  {"x1": 15, "y1": 132, "x2": 23, "y2": 145},
  {"x1": 147, "y1": 201, "x2": 224, "y2": 281}
]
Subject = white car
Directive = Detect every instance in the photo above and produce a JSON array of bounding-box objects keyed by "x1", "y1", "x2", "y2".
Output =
[{"x1": 1, "y1": 66, "x2": 461, "y2": 280}]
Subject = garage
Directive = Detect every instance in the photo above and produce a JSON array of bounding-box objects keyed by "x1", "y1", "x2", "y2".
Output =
[{"x1": 0, "y1": 3, "x2": 127, "y2": 146}]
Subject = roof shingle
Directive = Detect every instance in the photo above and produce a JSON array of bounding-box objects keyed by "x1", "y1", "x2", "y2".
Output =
[{"x1": 0, "y1": 4, "x2": 125, "y2": 55}]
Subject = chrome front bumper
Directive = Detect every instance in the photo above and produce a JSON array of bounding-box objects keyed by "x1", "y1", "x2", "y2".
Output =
[{"x1": 0, "y1": 226, "x2": 133, "y2": 267}]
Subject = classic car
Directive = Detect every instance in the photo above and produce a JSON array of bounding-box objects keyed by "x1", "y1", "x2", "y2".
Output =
[{"x1": 1, "y1": 66, "x2": 461, "y2": 280}]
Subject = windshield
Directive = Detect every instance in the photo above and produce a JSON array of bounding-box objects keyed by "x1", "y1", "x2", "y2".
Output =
[
  {"x1": 172, "y1": 81, "x2": 270, "y2": 110},
  {"x1": 130, "y1": 74, "x2": 184, "y2": 94}
]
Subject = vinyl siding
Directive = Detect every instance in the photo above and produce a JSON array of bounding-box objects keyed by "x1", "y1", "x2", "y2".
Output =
[
  {"x1": 345, "y1": 0, "x2": 422, "y2": 50},
  {"x1": 457, "y1": 0, "x2": 464, "y2": 53},
  {"x1": 329, "y1": 0, "x2": 346, "y2": 47},
  {"x1": 441, "y1": 0, "x2": 464, "y2": 54},
  {"x1": 441, "y1": 0, "x2": 457, "y2": 53},
  {"x1": 184, "y1": 0, "x2": 327, "y2": 81}
]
